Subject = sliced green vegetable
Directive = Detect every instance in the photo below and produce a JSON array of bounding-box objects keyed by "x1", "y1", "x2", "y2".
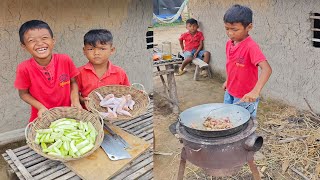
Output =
[
  {"x1": 79, "y1": 143, "x2": 94, "y2": 155},
  {"x1": 75, "y1": 139, "x2": 89, "y2": 150},
  {"x1": 34, "y1": 118, "x2": 98, "y2": 158},
  {"x1": 41, "y1": 142, "x2": 47, "y2": 150}
]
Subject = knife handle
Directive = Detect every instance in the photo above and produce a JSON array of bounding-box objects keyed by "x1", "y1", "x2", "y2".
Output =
[{"x1": 103, "y1": 123, "x2": 116, "y2": 136}]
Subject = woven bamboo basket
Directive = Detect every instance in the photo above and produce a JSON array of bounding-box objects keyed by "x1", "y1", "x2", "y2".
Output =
[
  {"x1": 25, "y1": 107, "x2": 104, "y2": 162},
  {"x1": 87, "y1": 84, "x2": 150, "y2": 121}
]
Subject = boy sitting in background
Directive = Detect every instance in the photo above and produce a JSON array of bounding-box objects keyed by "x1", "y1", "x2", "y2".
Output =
[
  {"x1": 14, "y1": 20, "x2": 81, "y2": 122},
  {"x1": 177, "y1": 18, "x2": 211, "y2": 76},
  {"x1": 223, "y1": 4, "x2": 272, "y2": 117},
  {"x1": 76, "y1": 29, "x2": 130, "y2": 108}
]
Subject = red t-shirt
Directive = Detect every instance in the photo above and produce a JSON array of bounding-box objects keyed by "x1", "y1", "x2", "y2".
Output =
[
  {"x1": 14, "y1": 54, "x2": 79, "y2": 122},
  {"x1": 76, "y1": 61, "x2": 130, "y2": 98},
  {"x1": 226, "y1": 36, "x2": 267, "y2": 98},
  {"x1": 179, "y1": 31, "x2": 204, "y2": 51}
]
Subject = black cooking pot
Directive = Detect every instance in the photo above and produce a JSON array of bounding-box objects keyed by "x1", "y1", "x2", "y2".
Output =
[{"x1": 178, "y1": 103, "x2": 251, "y2": 138}]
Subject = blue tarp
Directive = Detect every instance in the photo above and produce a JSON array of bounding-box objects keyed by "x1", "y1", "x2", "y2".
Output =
[
  {"x1": 153, "y1": 0, "x2": 184, "y2": 16},
  {"x1": 153, "y1": 0, "x2": 184, "y2": 24}
]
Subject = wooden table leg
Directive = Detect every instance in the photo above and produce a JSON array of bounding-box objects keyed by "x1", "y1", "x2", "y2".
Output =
[
  {"x1": 248, "y1": 160, "x2": 261, "y2": 180},
  {"x1": 165, "y1": 64, "x2": 179, "y2": 114},
  {"x1": 157, "y1": 66, "x2": 169, "y2": 96}
]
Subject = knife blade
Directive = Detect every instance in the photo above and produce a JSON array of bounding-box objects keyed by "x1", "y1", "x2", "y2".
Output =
[{"x1": 101, "y1": 134, "x2": 131, "y2": 160}]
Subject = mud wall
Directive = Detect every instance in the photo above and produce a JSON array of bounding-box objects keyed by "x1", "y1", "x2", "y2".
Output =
[
  {"x1": 0, "y1": 0, "x2": 152, "y2": 133},
  {"x1": 189, "y1": 0, "x2": 320, "y2": 112}
]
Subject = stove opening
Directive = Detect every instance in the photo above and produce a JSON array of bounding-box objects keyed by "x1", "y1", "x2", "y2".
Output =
[
  {"x1": 252, "y1": 136, "x2": 263, "y2": 151},
  {"x1": 244, "y1": 134, "x2": 263, "y2": 151}
]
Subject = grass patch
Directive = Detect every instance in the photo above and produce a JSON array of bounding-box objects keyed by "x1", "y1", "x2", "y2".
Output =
[{"x1": 153, "y1": 21, "x2": 185, "y2": 28}]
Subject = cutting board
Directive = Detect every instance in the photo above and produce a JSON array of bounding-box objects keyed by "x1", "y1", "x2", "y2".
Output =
[{"x1": 64, "y1": 124, "x2": 151, "y2": 180}]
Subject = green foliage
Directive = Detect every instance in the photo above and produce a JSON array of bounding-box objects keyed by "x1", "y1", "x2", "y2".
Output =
[{"x1": 153, "y1": 21, "x2": 185, "y2": 28}]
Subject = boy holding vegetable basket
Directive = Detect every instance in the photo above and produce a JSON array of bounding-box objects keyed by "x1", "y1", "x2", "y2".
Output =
[{"x1": 14, "y1": 20, "x2": 81, "y2": 122}]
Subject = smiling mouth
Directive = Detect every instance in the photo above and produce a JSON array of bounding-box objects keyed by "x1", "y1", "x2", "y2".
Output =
[{"x1": 36, "y1": 47, "x2": 48, "y2": 54}]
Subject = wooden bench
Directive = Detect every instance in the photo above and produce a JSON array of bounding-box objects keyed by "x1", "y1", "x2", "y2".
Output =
[
  {"x1": 178, "y1": 52, "x2": 212, "y2": 81},
  {"x1": 192, "y1": 58, "x2": 212, "y2": 81}
]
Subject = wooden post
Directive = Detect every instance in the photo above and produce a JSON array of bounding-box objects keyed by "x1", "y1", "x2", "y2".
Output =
[
  {"x1": 156, "y1": 66, "x2": 169, "y2": 96},
  {"x1": 207, "y1": 67, "x2": 212, "y2": 78},
  {"x1": 166, "y1": 64, "x2": 179, "y2": 114},
  {"x1": 194, "y1": 65, "x2": 200, "y2": 81}
]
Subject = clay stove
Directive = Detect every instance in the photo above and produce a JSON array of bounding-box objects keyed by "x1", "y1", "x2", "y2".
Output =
[{"x1": 176, "y1": 118, "x2": 263, "y2": 180}]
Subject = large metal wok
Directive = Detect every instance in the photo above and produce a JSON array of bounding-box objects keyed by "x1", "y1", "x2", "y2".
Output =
[{"x1": 178, "y1": 103, "x2": 251, "y2": 138}]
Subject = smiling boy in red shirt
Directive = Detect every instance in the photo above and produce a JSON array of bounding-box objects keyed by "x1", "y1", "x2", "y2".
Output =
[
  {"x1": 76, "y1": 29, "x2": 130, "y2": 108},
  {"x1": 223, "y1": 5, "x2": 272, "y2": 117},
  {"x1": 14, "y1": 20, "x2": 81, "y2": 122}
]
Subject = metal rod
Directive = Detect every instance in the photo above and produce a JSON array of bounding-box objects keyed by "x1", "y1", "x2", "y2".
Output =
[
  {"x1": 248, "y1": 160, "x2": 261, "y2": 180},
  {"x1": 177, "y1": 148, "x2": 186, "y2": 180}
]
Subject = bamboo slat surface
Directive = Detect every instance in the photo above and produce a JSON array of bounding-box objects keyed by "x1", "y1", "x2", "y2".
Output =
[{"x1": 2, "y1": 100, "x2": 154, "y2": 180}]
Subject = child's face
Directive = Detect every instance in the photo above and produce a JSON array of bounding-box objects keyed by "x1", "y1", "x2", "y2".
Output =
[
  {"x1": 83, "y1": 42, "x2": 115, "y2": 66},
  {"x1": 224, "y1": 22, "x2": 253, "y2": 43},
  {"x1": 186, "y1": 23, "x2": 198, "y2": 34},
  {"x1": 21, "y1": 28, "x2": 55, "y2": 63}
]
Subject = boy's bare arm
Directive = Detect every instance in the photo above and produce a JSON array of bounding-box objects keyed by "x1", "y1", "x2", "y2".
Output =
[
  {"x1": 179, "y1": 39, "x2": 184, "y2": 51},
  {"x1": 241, "y1": 61, "x2": 272, "y2": 102},
  {"x1": 18, "y1": 89, "x2": 48, "y2": 118},
  {"x1": 70, "y1": 78, "x2": 82, "y2": 109},
  {"x1": 19, "y1": 89, "x2": 47, "y2": 110},
  {"x1": 222, "y1": 75, "x2": 228, "y2": 91}
]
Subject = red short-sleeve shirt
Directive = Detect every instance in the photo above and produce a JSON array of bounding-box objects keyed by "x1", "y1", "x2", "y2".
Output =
[
  {"x1": 14, "y1": 54, "x2": 79, "y2": 122},
  {"x1": 226, "y1": 36, "x2": 267, "y2": 98},
  {"x1": 179, "y1": 31, "x2": 204, "y2": 51},
  {"x1": 76, "y1": 61, "x2": 130, "y2": 98}
]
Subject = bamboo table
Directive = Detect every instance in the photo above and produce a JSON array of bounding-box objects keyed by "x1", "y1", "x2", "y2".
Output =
[
  {"x1": 153, "y1": 58, "x2": 182, "y2": 114},
  {"x1": 2, "y1": 100, "x2": 154, "y2": 180}
]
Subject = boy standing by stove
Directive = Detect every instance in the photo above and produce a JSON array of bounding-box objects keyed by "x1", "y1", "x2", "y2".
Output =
[{"x1": 223, "y1": 4, "x2": 272, "y2": 117}]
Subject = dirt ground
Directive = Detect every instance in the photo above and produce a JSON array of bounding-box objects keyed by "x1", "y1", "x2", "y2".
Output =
[
  {"x1": 0, "y1": 24, "x2": 317, "y2": 180},
  {"x1": 153, "y1": 24, "x2": 231, "y2": 179},
  {"x1": 153, "y1": 25, "x2": 318, "y2": 180}
]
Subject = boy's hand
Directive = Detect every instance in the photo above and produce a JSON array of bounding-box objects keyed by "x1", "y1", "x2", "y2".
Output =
[
  {"x1": 37, "y1": 107, "x2": 48, "y2": 120},
  {"x1": 222, "y1": 81, "x2": 227, "y2": 91},
  {"x1": 241, "y1": 90, "x2": 259, "y2": 103},
  {"x1": 180, "y1": 51, "x2": 184, "y2": 57},
  {"x1": 81, "y1": 97, "x2": 90, "y2": 109},
  {"x1": 193, "y1": 52, "x2": 198, "y2": 59},
  {"x1": 72, "y1": 102, "x2": 83, "y2": 110}
]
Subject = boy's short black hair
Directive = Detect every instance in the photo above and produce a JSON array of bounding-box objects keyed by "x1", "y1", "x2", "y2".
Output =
[
  {"x1": 223, "y1": 4, "x2": 253, "y2": 27},
  {"x1": 19, "y1": 20, "x2": 53, "y2": 45},
  {"x1": 186, "y1": 18, "x2": 198, "y2": 25},
  {"x1": 84, "y1": 29, "x2": 113, "y2": 47}
]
